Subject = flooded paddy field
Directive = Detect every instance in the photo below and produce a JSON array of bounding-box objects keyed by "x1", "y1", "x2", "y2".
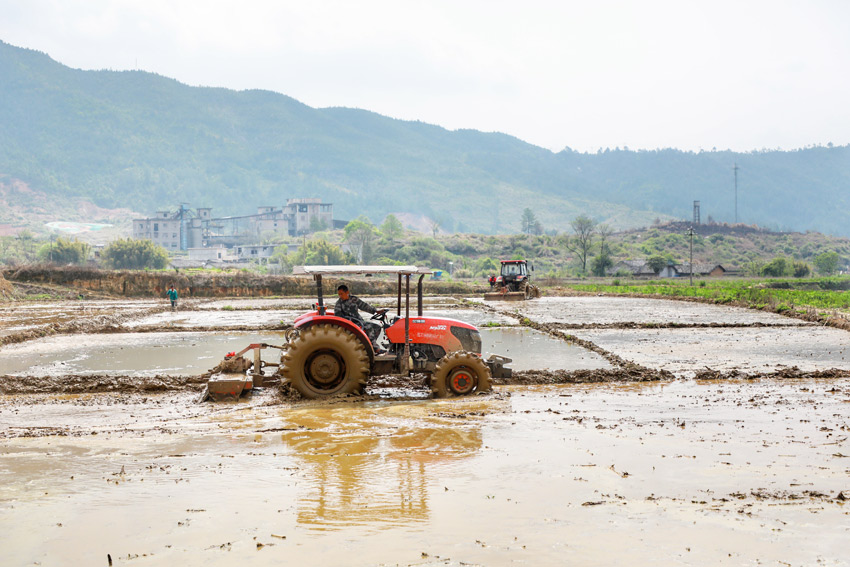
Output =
[
  {"x1": 481, "y1": 296, "x2": 812, "y2": 327},
  {"x1": 569, "y1": 326, "x2": 850, "y2": 376},
  {"x1": 1, "y1": 293, "x2": 848, "y2": 566}
]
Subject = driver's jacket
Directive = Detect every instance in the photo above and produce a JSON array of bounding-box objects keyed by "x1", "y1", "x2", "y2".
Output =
[{"x1": 333, "y1": 295, "x2": 376, "y2": 323}]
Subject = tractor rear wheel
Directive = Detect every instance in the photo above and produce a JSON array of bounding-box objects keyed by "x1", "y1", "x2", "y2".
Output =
[
  {"x1": 282, "y1": 324, "x2": 369, "y2": 398},
  {"x1": 431, "y1": 351, "x2": 492, "y2": 398}
]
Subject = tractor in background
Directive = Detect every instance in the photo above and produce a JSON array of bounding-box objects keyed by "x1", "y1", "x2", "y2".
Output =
[{"x1": 484, "y1": 259, "x2": 541, "y2": 301}]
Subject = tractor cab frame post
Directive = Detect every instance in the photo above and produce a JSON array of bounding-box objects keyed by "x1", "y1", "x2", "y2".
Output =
[
  {"x1": 402, "y1": 274, "x2": 411, "y2": 374},
  {"x1": 417, "y1": 274, "x2": 424, "y2": 316},
  {"x1": 399, "y1": 274, "x2": 425, "y2": 373},
  {"x1": 397, "y1": 274, "x2": 402, "y2": 317},
  {"x1": 315, "y1": 274, "x2": 326, "y2": 315}
]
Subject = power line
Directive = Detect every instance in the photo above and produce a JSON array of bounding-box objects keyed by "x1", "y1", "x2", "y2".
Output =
[{"x1": 732, "y1": 162, "x2": 739, "y2": 224}]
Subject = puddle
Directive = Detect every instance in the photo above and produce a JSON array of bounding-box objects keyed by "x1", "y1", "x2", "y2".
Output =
[
  {"x1": 1, "y1": 379, "x2": 847, "y2": 566},
  {"x1": 570, "y1": 326, "x2": 850, "y2": 376}
]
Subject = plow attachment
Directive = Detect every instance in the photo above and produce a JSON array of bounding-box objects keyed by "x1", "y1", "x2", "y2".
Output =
[{"x1": 200, "y1": 343, "x2": 286, "y2": 402}]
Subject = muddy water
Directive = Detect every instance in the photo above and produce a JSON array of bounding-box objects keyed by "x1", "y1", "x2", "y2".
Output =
[
  {"x1": 484, "y1": 296, "x2": 811, "y2": 326},
  {"x1": 1, "y1": 379, "x2": 848, "y2": 566},
  {"x1": 0, "y1": 332, "x2": 287, "y2": 376},
  {"x1": 0, "y1": 326, "x2": 604, "y2": 376},
  {"x1": 481, "y1": 327, "x2": 611, "y2": 371}
]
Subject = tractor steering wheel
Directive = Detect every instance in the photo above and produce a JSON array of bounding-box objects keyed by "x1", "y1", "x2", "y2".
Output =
[{"x1": 370, "y1": 308, "x2": 389, "y2": 324}]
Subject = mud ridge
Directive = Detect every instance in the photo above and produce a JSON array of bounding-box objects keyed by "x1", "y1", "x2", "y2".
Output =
[
  {"x1": 0, "y1": 373, "x2": 209, "y2": 395},
  {"x1": 114, "y1": 323, "x2": 292, "y2": 334},
  {"x1": 693, "y1": 367, "x2": 850, "y2": 381},
  {"x1": 504, "y1": 367, "x2": 671, "y2": 385},
  {"x1": 537, "y1": 321, "x2": 808, "y2": 330}
]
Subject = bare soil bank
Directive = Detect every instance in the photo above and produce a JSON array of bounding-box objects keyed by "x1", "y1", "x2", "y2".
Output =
[
  {"x1": 2, "y1": 266, "x2": 479, "y2": 299},
  {"x1": 0, "y1": 271, "x2": 13, "y2": 299}
]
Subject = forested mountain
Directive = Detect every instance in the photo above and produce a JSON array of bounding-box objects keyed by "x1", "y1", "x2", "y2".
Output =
[{"x1": 1, "y1": 40, "x2": 848, "y2": 235}]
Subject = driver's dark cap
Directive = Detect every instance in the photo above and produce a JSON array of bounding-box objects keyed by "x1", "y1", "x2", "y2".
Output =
[{"x1": 337, "y1": 284, "x2": 349, "y2": 292}]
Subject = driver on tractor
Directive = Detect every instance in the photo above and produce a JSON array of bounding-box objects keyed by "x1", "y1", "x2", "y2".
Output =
[{"x1": 335, "y1": 284, "x2": 387, "y2": 353}]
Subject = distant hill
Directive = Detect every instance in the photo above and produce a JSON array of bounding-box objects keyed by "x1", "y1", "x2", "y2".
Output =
[{"x1": 1, "y1": 40, "x2": 849, "y2": 235}]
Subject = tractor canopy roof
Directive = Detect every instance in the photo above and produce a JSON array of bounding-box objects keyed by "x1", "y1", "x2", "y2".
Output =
[
  {"x1": 500, "y1": 260, "x2": 528, "y2": 264},
  {"x1": 293, "y1": 265, "x2": 432, "y2": 276},
  {"x1": 294, "y1": 265, "x2": 434, "y2": 319}
]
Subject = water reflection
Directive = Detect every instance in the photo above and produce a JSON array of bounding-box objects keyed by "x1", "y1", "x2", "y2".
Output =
[{"x1": 277, "y1": 404, "x2": 483, "y2": 530}]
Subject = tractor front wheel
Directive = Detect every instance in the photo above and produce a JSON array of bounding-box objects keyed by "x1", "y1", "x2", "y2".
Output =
[
  {"x1": 282, "y1": 324, "x2": 369, "y2": 398},
  {"x1": 431, "y1": 351, "x2": 492, "y2": 398}
]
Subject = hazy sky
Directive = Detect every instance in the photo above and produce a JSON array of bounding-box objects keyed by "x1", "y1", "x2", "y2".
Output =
[{"x1": 2, "y1": 0, "x2": 848, "y2": 152}]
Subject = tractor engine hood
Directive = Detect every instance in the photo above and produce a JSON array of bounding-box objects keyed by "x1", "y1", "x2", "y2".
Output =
[{"x1": 386, "y1": 317, "x2": 481, "y2": 354}]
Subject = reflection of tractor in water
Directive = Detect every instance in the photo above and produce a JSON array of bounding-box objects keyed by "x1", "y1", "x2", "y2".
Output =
[
  {"x1": 484, "y1": 259, "x2": 541, "y2": 301},
  {"x1": 203, "y1": 266, "x2": 511, "y2": 401}
]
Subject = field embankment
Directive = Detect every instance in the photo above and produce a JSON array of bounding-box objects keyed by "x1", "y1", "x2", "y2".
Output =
[{"x1": 1, "y1": 266, "x2": 478, "y2": 299}]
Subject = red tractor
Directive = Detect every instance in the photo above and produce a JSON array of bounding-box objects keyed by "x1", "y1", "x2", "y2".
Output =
[
  {"x1": 205, "y1": 266, "x2": 511, "y2": 400},
  {"x1": 484, "y1": 259, "x2": 540, "y2": 301}
]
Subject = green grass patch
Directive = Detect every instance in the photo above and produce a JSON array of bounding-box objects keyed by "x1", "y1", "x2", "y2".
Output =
[{"x1": 567, "y1": 277, "x2": 850, "y2": 312}]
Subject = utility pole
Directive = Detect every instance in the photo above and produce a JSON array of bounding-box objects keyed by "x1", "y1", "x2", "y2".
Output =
[
  {"x1": 686, "y1": 227, "x2": 695, "y2": 286},
  {"x1": 732, "y1": 162, "x2": 739, "y2": 224}
]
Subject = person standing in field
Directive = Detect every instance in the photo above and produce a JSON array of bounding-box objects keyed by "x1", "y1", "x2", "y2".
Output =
[{"x1": 166, "y1": 285, "x2": 178, "y2": 311}]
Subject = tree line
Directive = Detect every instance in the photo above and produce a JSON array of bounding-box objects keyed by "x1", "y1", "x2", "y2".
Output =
[{"x1": 1, "y1": 213, "x2": 847, "y2": 278}]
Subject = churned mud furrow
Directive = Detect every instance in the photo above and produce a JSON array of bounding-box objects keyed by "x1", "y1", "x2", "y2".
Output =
[
  {"x1": 0, "y1": 373, "x2": 211, "y2": 395},
  {"x1": 0, "y1": 303, "x2": 191, "y2": 346}
]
